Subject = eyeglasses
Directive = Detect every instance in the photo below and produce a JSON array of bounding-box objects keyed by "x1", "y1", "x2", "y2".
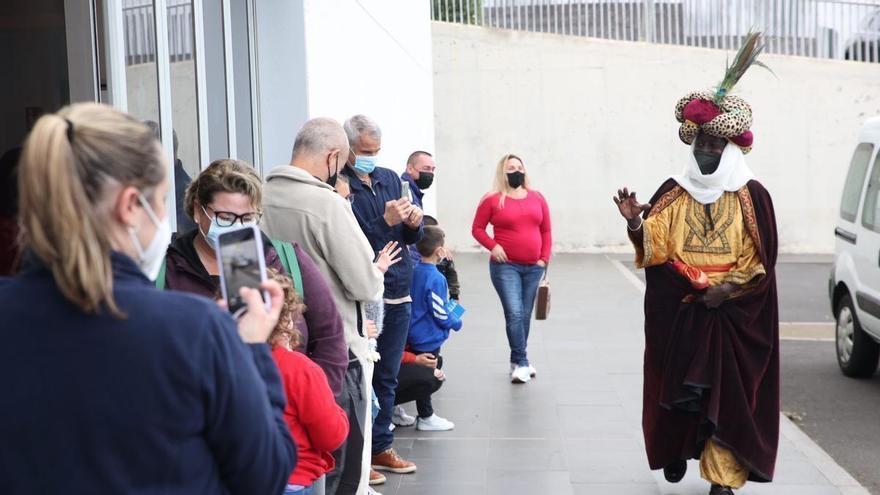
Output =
[{"x1": 202, "y1": 205, "x2": 262, "y2": 228}]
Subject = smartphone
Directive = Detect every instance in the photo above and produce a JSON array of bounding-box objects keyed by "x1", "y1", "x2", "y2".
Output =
[
  {"x1": 216, "y1": 225, "x2": 270, "y2": 317},
  {"x1": 401, "y1": 180, "x2": 412, "y2": 202}
]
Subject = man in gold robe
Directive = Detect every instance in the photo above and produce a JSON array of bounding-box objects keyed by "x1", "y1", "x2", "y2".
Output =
[{"x1": 612, "y1": 34, "x2": 779, "y2": 495}]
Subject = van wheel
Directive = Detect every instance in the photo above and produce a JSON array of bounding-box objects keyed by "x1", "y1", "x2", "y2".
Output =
[{"x1": 836, "y1": 294, "x2": 880, "y2": 378}]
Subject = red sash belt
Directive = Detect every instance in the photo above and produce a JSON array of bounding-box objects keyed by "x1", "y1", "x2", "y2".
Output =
[{"x1": 695, "y1": 263, "x2": 736, "y2": 273}]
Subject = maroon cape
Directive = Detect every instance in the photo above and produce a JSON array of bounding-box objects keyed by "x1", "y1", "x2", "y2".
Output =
[{"x1": 640, "y1": 179, "x2": 779, "y2": 482}]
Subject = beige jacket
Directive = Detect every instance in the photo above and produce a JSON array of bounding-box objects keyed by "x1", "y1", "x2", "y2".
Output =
[{"x1": 261, "y1": 165, "x2": 384, "y2": 363}]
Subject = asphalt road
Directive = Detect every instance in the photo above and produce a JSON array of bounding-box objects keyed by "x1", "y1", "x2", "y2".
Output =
[
  {"x1": 781, "y1": 340, "x2": 880, "y2": 494},
  {"x1": 775, "y1": 260, "x2": 880, "y2": 494}
]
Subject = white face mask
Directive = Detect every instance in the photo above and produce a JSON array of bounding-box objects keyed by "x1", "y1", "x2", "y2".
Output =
[{"x1": 128, "y1": 192, "x2": 172, "y2": 281}]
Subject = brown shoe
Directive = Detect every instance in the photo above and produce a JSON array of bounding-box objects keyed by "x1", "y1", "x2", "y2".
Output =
[
  {"x1": 371, "y1": 448, "x2": 417, "y2": 474},
  {"x1": 369, "y1": 469, "x2": 387, "y2": 485}
]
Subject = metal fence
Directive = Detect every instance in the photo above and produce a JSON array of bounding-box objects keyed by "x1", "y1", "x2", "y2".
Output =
[
  {"x1": 430, "y1": 0, "x2": 880, "y2": 62},
  {"x1": 123, "y1": 1, "x2": 194, "y2": 65}
]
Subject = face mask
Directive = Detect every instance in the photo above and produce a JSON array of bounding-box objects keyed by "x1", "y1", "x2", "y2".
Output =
[
  {"x1": 199, "y1": 205, "x2": 255, "y2": 248},
  {"x1": 129, "y1": 193, "x2": 172, "y2": 281},
  {"x1": 415, "y1": 172, "x2": 434, "y2": 190},
  {"x1": 326, "y1": 151, "x2": 340, "y2": 187},
  {"x1": 694, "y1": 151, "x2": 722, "y2": 175},
  {"x1": 507, "y1": 171, "x2": 525, "y2": 189},
  {"x1": 352, "y1": 154, "x2": 378, "y2": 175}
]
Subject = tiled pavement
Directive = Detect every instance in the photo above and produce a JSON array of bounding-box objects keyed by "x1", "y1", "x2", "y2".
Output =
[{"x1": 379, "y1": 254, "x2": 868, "y2": 495}]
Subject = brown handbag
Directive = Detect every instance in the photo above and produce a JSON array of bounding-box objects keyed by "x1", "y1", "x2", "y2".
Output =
[{"x1": 535, "y1": 267, "x2": 550, "y2": 320}]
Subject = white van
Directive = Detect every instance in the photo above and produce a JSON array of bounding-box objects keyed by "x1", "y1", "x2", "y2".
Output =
[{"x1": 831, "y1": 117, "x2": 880, "y2": 378}]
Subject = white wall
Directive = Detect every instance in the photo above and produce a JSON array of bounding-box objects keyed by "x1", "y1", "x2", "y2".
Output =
[
  {"x1": 301, "y1": 0, "x2": 438, "y2": 214},
  {"x1": 432, "y1": 22, "x2": 880, "y2": 254},
  {"x1": 252, "y1": 0, "x2": 309, "y2": 172}
]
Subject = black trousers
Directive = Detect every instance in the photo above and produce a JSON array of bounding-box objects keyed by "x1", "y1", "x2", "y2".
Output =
[
  {"x1": 326, "y1": 359, "x2": 365, "y2": 495},
  {"x1": 394, "y1": 353, "x2": 443, "y2": 418}
]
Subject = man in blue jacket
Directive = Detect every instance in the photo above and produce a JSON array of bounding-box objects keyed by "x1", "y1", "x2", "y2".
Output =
[
  {"x1": 342, "y1": 115, "x2": 423, "y2": 475},
  {"x1": 400, "y1": 150, "x2": 435, "y2": 210}
]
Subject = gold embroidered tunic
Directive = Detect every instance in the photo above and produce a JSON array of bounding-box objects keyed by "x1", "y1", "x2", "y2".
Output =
[{"x1": 632, "y1": 187, "x2": 765, "y2": 287}]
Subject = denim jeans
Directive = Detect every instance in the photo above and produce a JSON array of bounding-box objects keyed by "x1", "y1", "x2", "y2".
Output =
[
  {"x1": 284, "y1": 474, "x2": 326, "y2": 495},
  {"x1": 489, "y1": 262, "x2": 545, "y2": 367},
  {"x1": 371, "y1": 302, "x2": 411, "y2": 454}
]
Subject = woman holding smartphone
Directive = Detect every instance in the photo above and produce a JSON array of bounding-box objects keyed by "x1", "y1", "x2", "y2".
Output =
[
  {"x1": 472, "y1": 154, "x2": 552, "y2": 385},
  {"x1": 164, "y1": 159, "x2": 350, "y2": 397},
  {"x1": 0, "y1": 103, "x2": 294, "y2": 493}
]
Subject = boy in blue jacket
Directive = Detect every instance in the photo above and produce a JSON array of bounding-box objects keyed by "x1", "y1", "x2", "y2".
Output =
[{"x1": 401, "y1": 225, "x2": 463, "y2": 431}]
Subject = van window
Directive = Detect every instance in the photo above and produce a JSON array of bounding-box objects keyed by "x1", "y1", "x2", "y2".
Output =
[
  {"x1": 841, "y1": 143, "x2": 874, "y2": 222},
  {"x1": 863, "y1": 152, "x2": 880, "y2": 231}
]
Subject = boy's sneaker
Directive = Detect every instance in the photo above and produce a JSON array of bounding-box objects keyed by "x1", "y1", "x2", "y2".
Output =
[
  {"x1": 511, "y1": 366, "x2": 532, "y2": 384},
  {"x1": 371, "y1": 448, "x2": 417, "y2": 474},
  {"x1": 392, "y1": 405, "x2": 416, "y2": 427},
  {"x1": 416, "y1": 414, "x2": 455, "y2": 431},
  {"x1": 369, "y1": 469, "x2": 387, "y2": 486}
]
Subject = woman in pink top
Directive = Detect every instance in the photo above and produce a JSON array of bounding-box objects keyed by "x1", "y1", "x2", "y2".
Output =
[{"x1": 472, "y1": 154, "x2": 552, "y2": 384}]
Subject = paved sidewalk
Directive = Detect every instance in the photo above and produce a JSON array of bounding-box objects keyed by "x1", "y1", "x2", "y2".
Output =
[{"x1": 380, "y1": 254, "x2": 869, "y2": 495}]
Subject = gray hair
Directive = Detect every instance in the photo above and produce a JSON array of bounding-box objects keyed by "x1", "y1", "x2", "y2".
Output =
[
  {"x1": 143, "y1": 120, "x2": 178, "y2": 155},
  {"x1": 343, "y1": 114, "x2": 382, "y2": 146},
  {"x1": 291, "y1": 117, "x2": 347, "y2": 161}
]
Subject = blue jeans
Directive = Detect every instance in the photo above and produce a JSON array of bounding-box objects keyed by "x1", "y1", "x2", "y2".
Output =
[
  {"x1": 284, "y1": 484, "x2": 314, "y2": 495},
  {"x1": 489, "y1": 262, "x2": 545, "y2": 367},
  {"x1": 284, "y1": 475, "x2": 325, "y2": 495},
  {"x1": 372, "y1": 302, "x2": 411, "y2": 454}
]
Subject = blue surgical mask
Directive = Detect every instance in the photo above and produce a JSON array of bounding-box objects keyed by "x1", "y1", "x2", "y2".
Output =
[
  {"x1": 353, "y1": 154, "x2": 378, "y2": 174},
  {"x1": 199, "y1": 205, "x2": 254, "y2": 248}
]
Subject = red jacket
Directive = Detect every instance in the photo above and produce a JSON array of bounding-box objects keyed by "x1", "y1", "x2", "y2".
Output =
[{"x1": 271, "y1": 347, "x2": 349, "y2": 486}]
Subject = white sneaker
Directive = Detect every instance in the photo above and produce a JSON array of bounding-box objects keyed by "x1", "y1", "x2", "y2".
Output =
[
  {"x1": 511, "y1": 366, "x2": 532, "y2": 384},
  {"x1": 510, "y1": 363, "x2": 537, "y2": 378},
  {"x1": 416, "y1": 413, "x2": 455, "y2": 431},
  {"x1": 367, "y1": 487, "x2": 384, "y2": 495},
  {"x1": 392, "y1": 405, "x2": 416, "y2": 427}
]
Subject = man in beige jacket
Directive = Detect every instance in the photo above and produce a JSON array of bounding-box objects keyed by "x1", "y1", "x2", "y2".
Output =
[{"x1": 262, "y1": 117, "x2": 384, "y2": 495}]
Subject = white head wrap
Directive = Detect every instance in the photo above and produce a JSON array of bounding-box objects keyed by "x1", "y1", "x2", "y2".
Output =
[{"x1": 672, "y1": 143, "x2": 755, "y2": 204}]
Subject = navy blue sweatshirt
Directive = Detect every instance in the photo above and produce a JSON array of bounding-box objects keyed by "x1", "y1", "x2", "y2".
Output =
[
  {"x1": 343, "y1": 165, "x2": 423, "y2": 300},
  {"x1": 0, "y1": 252, "x2": 296, "y2": 494}
]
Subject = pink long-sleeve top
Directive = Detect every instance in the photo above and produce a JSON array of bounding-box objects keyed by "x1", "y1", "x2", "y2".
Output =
[{"x1": 471, "y1": 190, "x2": 552, "y2": 265}]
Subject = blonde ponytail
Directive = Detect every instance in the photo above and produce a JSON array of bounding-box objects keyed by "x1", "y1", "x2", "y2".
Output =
[{"x1": 18, "y1": 103, "x2": 164, "y2": 316}]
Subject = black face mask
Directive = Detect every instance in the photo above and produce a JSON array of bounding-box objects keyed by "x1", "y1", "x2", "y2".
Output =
[
  {"x1": 415, "y1": 172, "x2": 434, "y2": 190},
  {"x1": 507, "y1": 171, "x2": 525, "y2": 189},
  {"x1": 326, "y1": 154, "x2": 339, "y2": 187},
  {"x1": 694, "y1": 151, "x2": 722, "y2": 175}
]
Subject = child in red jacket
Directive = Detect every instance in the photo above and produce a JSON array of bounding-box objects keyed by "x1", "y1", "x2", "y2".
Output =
[{"x1": 269, "y1": 272, "x2": 349, "y2": 495}]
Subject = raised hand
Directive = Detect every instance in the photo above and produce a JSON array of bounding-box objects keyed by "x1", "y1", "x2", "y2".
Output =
[
  {"x1": 613, "y1": 187, "x2": 652, "y2": 221},
  {"x1": 375, "y1": 241, "x2": 403, "y2": 274}
]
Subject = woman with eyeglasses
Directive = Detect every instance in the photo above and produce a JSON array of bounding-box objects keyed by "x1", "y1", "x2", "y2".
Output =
[
  {"x1": 164, "y1": 159, "x2": 275, "y2": 296},
  {"x1": 164, "y1": 159, "x2": 349, "y2": 397}
]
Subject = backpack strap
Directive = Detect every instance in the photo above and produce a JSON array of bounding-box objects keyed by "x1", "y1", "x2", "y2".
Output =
[
  {"x1": 155, "y1": 257, "x2": 167, "y2": 290},
  {"x1": 270, "y1": 239, "x2": 304, "y2": 299}
]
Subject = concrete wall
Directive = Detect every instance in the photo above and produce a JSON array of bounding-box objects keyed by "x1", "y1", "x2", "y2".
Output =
[{"x1": 432, "y1": 22, "x2": 880, "y2": 254}]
